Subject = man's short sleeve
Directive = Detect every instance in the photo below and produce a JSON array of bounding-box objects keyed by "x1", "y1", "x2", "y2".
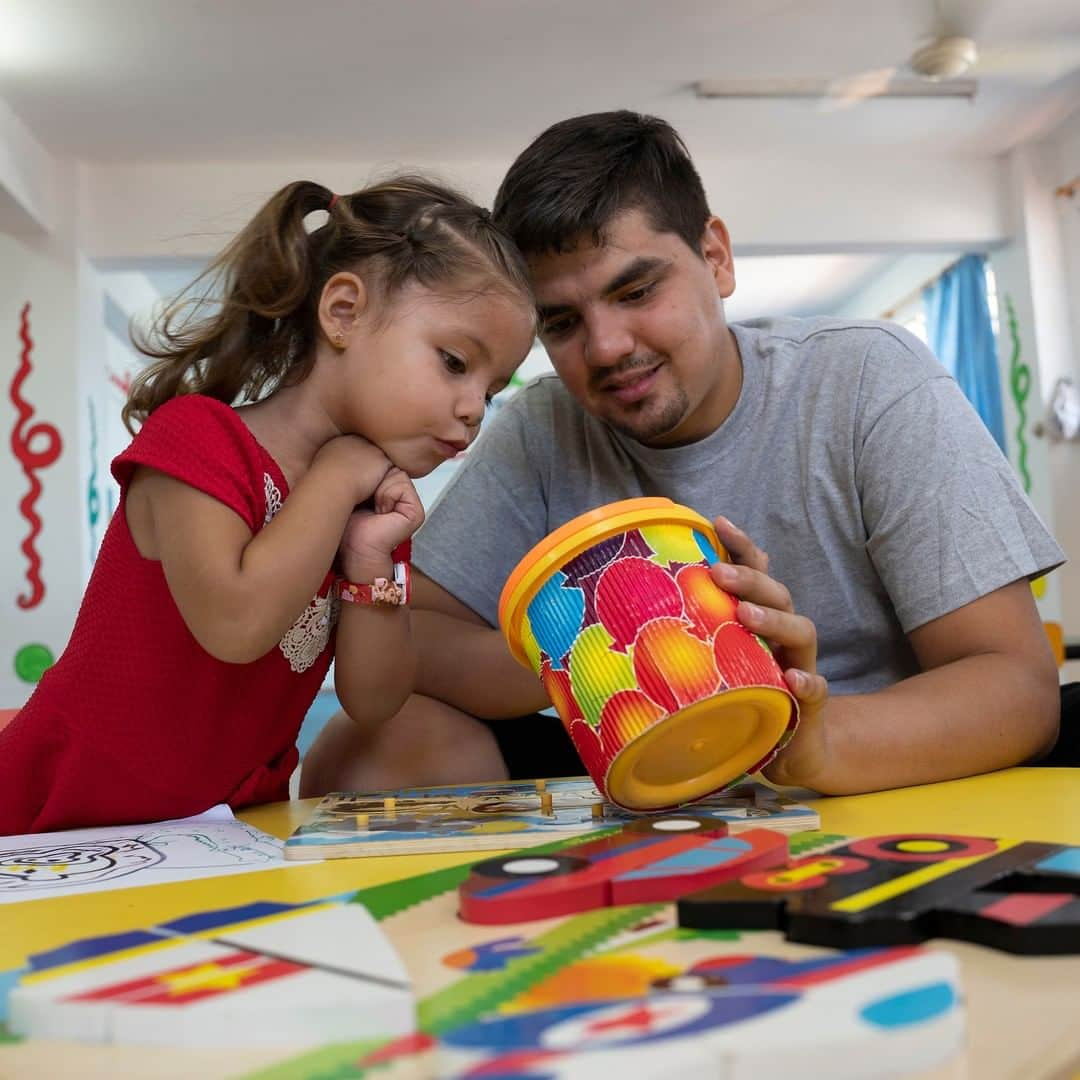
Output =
[{"x1": 854, "y1": 329, "x2": 1064, "y2": 632}]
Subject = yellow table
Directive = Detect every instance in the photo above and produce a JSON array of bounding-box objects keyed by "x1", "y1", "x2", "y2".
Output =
[{"x1": 3, "y1": 768, "x2": 1079, "y2": 1078}]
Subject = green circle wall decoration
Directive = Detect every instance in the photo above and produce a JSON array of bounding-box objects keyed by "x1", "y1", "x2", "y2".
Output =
[{"x1": 14, "y1": 643, "x2": 55, "y2": 684}]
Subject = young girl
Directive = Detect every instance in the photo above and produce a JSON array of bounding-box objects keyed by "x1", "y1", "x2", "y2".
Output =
[{"x1": 0, "y1": 177, "x2": 536, "y2": 835}]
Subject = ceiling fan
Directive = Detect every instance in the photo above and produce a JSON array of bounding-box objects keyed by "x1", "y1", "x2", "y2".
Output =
[{"x1": 695, "y1": 3, "x2": 1080, "y2": 106}]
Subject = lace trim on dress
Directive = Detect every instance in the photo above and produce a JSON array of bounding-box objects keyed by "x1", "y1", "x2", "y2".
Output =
[
  {"x1": 264, "y1": 472, "x2": 339, "y2": 673},
  {"x1": 279, "y1": 592, "x2": 339, "y2": 674},
  {"x1": 264, "y1": 473, "x2": 282, "y2": 524}
]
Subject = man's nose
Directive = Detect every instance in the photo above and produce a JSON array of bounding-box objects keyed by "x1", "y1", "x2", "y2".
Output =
[{"x1": 583, "y1": 309, "x2": 634, "y2": 367}]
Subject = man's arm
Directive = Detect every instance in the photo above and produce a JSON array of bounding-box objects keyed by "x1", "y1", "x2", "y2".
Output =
[
  {"x1": 711, "y1": 518, "x2": 1060, "y2": 794},
  {"x1": 410, "y1": 570, "x2": 552, "y2": 718},
  {"x1": 764, "y1": 580, "x2": 1059, "y2": 793}
]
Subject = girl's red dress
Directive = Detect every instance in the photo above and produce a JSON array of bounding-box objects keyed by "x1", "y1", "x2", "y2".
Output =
[{"x1": 0, "y1": 395, "x2": 335, "y2": 835}]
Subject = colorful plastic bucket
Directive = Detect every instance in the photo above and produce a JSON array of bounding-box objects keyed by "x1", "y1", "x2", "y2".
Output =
[{"x1": 499, "y1": 498, "x2": 798, "y2": 811}]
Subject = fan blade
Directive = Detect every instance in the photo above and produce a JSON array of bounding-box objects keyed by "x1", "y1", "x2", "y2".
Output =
[
  {"x1": 822, "y1": 67, "x2": 900, "y2": 110},
  {"x1": 975, "y1": 39, "x2": 1080, "y2": 83},
  {"x1": 693, "y1": 76, "x2": 976, "y2": 101}
]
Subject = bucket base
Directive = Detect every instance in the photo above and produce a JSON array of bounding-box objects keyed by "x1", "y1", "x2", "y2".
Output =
[{"x1": 605, "y1": 686, "x2": 793, "y2": 811}]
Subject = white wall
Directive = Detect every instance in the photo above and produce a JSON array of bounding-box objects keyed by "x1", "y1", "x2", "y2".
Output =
[
  {"x1": 76, "y1": 152, "x2": 1012, "y2": 262},
  {"x1": 1024, "y1": 107, "x2": 1080, "y2": 638},
  {"x1": 0, "y1": 214, "x2": 82, "y2": 706},
  {"x1": 831, "y1": 253, "x2": 963, "y2": 321},
  {"x1": 0, "y1": 96, "x2": 56, "y2": 235}
]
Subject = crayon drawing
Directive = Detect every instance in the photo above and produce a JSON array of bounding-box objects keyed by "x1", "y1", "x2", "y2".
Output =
[{"x1": 0, "y1": 811, "x2": 283, "y2": 904}]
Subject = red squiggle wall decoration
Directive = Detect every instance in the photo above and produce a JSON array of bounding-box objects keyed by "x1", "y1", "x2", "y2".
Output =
[
  {"x1": 108, "y1": 369, "x2": 131, "y2": 395},
  {"x1": 10, "y1": 302, "x2": 63, "y2": 609}
]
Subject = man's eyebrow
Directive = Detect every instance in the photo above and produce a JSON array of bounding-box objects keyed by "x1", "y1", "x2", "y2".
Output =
[
  {"x1": 604, "y1": 256, "x2": 670, "y2": 295},
  {"x1": 536, "y1": 301, "x2": 573, "y2": 323},
  {"x1": 537, "y1": 256, "x2": 671, "y2": 323}
]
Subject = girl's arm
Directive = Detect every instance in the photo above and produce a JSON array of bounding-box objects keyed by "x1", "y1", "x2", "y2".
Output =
[
  {"x1": 332, "y1": 469, "x2": 425, "y2": 724},
  {"x1": 127, "y1": 434, "x2": 392, "y2": 663}
]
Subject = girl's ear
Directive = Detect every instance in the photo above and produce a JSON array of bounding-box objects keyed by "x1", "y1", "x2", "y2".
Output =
[{"x1": 318, "y1": 271, "x2": 369, "y2": 347}]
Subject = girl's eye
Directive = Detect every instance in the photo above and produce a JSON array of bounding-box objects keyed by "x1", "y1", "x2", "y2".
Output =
[{"x1": 441, "y1": 350, "x2": 467, "y2": 374}]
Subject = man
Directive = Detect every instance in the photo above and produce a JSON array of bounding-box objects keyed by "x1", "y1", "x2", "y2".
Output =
[{"x1": 303, "y1": 110, "x2": 1063, "y2": 797}]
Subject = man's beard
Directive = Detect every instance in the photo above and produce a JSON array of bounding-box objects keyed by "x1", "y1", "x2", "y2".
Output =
[{"x1": 606, "y1": 386, "x2": 690, "y2": 445}]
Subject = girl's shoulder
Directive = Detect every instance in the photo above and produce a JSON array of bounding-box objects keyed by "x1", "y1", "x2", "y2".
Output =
[
  {"x1": 113, "y1": 394, "x2": 251, "y2": 478},
  {"x1": 111, "y1": 395, "x2": 281, "y2": 529},
  {"x1": 138, "y1": 393, "x2": 244, "y2": 435}
]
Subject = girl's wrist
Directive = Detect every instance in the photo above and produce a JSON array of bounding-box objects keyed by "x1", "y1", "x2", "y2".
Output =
[
  {"x1": 340, "y1": 555, "x2": 393, "y2": 584},
  {"x1": 338, "y1": 559, "x2": 410, "y2": 608}
]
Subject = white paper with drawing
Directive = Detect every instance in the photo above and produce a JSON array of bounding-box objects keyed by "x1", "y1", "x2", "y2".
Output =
[{"x1": 0, "y1": 805, "x2": 284, "y2": 903}]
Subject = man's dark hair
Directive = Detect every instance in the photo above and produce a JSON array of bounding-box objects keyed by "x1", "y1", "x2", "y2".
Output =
[{"x1": 493, "y1": 110, "x2": 711, "y2": 258}]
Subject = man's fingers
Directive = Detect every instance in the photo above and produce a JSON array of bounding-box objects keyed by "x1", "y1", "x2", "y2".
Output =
[
  {"x1": 736, "y1": 601, "x2": 818, "y2": 675},
  {"x1": 712, "y1": 561, "x2": 793, "y2": 613},
  {"x1": 785, "y1": 668, "x2": 829, "y2": 708},
  {"x1": 713, "y1": 515, "x2": 769, "y2": 573}
]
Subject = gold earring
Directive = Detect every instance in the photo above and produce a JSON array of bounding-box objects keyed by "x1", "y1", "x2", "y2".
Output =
[{"x1": 333, "y1": 331, "x2": 347, "y2": 349}]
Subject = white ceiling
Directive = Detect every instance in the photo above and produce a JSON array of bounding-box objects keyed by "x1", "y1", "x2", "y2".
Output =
[
  {"x1": 6, "y1": 0, "x2": 1078, "y2": 316},
  {"x1": 2, "y1": 0, "x2": 1078, "y2": 162}
]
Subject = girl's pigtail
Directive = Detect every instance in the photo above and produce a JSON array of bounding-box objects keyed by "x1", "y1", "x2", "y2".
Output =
[
  {"x1": 123, "y1": 174, "x2": 534, "y2": 435},
  {"x1": 123, "y1": 181, "x2": 333, "y2": 433}
]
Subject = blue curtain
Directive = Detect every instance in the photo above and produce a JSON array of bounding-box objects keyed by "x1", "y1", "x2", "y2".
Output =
[{"x1": 923, "y1": 254, "x2": 1007, "y2": 452}]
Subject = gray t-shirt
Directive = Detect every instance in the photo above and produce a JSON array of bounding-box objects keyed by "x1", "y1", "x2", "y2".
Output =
[{"x1": 414, "y1": 316, "x2": 1064, "y2": 695}]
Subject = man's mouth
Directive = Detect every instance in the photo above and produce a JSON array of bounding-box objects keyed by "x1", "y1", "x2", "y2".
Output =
[{"x1": 600, "y1": 363, "x2": 662, "y2": 405}]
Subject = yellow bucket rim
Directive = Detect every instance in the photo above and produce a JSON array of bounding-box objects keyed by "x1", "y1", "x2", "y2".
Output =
[{"x1": 498, "y1": 497, "x2": 724, "y2": 667}]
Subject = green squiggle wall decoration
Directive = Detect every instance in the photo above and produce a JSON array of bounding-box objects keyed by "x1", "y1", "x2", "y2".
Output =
[{"x1": 1005, "y1": 295, "x2": 1032, "y2": 494}]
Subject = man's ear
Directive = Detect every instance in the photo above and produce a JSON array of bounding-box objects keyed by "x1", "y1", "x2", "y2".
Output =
[
  {"x1": 701, "y1": 217, "x2": 735, "y2": 299},
  {"x1": 317, "y1": 271, "x2": 369, "y2": 347}
]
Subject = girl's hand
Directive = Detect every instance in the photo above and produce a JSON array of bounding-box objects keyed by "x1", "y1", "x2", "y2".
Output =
[
  {"x1": 708, "y1": 515, "x2": 830, "y2": 789},
  {"x1": 338, "y1": 468, "x2": 425, "y2": 580},
  {"x1": 314, "y1": 434, "x2": 395, "y2": 505}
]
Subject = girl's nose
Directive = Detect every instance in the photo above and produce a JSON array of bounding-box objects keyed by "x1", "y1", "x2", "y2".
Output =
[{"x1": 457, "y1": 389, "x2": 485, "y2": 428}]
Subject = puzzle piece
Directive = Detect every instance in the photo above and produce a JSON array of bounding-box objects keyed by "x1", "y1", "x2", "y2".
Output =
[
  {"x1": 432, "y1": 946, "x2": 963, "y2": 1078},
  {"x1": 459, "y1": 816, "x2": 788, "y2": 924},
  {"x1": 9, "y1": 899, "x2": 414, "y2": 1046},
  {"x1": 678, "y1": 833, "x2": 1080, "y2": 954}
]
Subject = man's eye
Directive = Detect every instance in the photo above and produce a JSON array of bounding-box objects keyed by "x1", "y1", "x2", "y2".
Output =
[
  {"x1": 441, "y1": 350, "x2": 467, "y2": 373},
  {"x1": 541, "y1": 317, "x2": 575, "y2": 338},
  {"x1": 622, "y1": 281, "x2": 656, "y2": 303}
]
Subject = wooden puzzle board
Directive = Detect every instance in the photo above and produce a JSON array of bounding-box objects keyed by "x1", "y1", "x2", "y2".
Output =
[
  {"x1": 2, "y1": 768, "x2": 1079, "y2": 1079},
  {"x1": 284, "y1": 777, "x2": 819, "y2": 859}
]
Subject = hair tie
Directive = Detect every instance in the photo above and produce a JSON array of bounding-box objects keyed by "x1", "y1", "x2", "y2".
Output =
[{"x1": 328, "y1": 193, "x2": 340, "y2": 211}]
